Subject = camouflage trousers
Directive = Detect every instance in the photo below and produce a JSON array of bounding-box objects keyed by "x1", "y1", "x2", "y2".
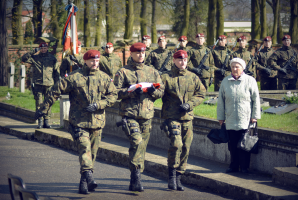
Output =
[
  {"x1": 199, "y1": 77, "x2": 210, "y2": 92},
  {"x1": 214, "y1": 76, "x2": 224, "y2": 92},
  {"x1": 69, "y1": 124, "x2": 102, "y2": 174},
  {"x1": 260, "y1": 76, "x2": 278, "y2": 90},
  {"x1": 167, "y1": 119, "x2": 193, "y2": 174},
  {"x1": 122, "y1": 117, "x2": 151, "y2": 172},
  {"x1": 34, "y1": 84, "x2": 52, "y2": 120},
  {"x1": 278, "y1": 78, "x2": 297, "y2": 90}
]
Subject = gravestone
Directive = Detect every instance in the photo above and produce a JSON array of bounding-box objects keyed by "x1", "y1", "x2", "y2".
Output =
[
  {"x1": 19, "y1": 65, "x2": 26, "y2": 93},
  {"x1": 204, "y1": 96, "x2": 218, "y2": 105},
  {"x1": 8, "y1": 62, "x2": 15, "y2": 89},
  {"x1": 264, "y1": 103, "x2": 298, "y2": 115}
]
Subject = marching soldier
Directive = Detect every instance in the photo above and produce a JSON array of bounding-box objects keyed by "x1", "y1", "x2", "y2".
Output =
[
  {"x1": 161, "y1": 50, "x2": 205, "y2": 191},
  {"x1": 268, "y1": 35, "x2": 298, "y2": 90},
  {"x1": 255, "y1": 36, "x2": 277, "y2": 90},
  {"x1": 99, "y1": 42, "x2": 123, "y2": 80},
  {"x1": 114, "y1": 42, "x2": 164, "y2": 192},
  {"x1": 21, "y1": 42, "x2": 59, "y2": 129},
  {"x1": 60, "y1": 40, "x2": 84, "y2": 78},
  {"x1": 212, "y1": 35, "x2": 232, "y2": 91},
  {"x1": 177, "y1": 36, "x2": 188, "y2": 51},
  {"x1": 187, "y1": 33, "x2": 215, "y2": 91},
  {"x1": 34, "y1": 50, "x2": 118, "y2": 194},
  {"x1": 230, "y1": 36, "x2": 256, "y2": 78}
]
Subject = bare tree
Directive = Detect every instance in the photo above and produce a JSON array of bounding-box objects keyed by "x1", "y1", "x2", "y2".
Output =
[
  {"x1": 0, "y1": 0, "x2": 8, "y2": 86},
  {"x1": 260, "y1": 0, "x2": 267, "y2": 38},
  {"x1": 207, "y1": 0, "x2": 216, "y2": 45},
  {"x1": 33, "y1": 0, "x2": 44, "y2": 39},
  {"x1": 267, "y1": 0, "x2": 280, "y2": 44},
  {"x1": 216, "y1": 0, "x2": 224, "y2": 39},
  {"x1": 151, "y1": 0, "x2": 157, "y2": 43},
  {"x1": 251, "y1": 0, "x2": 261, "y2": 39},
  {"x1": 11, "y1": 0, "x2": 23, "y2": 45},
  {"x1": 124, "y1": 0, "x2": 134, "y2": 40},
  {"x1": 106, "y1": 0, "x2": 113, "y2": 42},
  {"x1": 181, "y1": 0, "x2": 190, "y2": 36},
  {"x1": 140, "y1": 0, "x2": 148, "y2": 38},
  {"x1": 95, "y1": 0, "x2": 103, "y2": 46},
  {"x1": 289, "y1": 0, "x2": 297, "y2": 43},
  {"x1": 51, "y1": 0, "x2": 61, "y2": 46},
  {"x1": 84, "y1": 0, "x2": 90, "y2": 47}
]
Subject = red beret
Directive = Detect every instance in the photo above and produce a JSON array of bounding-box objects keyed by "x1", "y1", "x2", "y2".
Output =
[
  {"x1": 39, "y1": 42, "x2": 48, "y2": 47},
  {"x1": 106, "y1": 42, "x2": 113, "y2": 48},
  {"x1": 83, "y1": 50, "x2": 100, "y2": 60},
  {"x1": 196, "y1": 33, "x2": 205, "y2": 38},
  {"x1": 173, "y1": 50, "x2": 188, "y2": 59},
  {"x1": 282, "y1": 35, "x2": 291, "y2": 40},
  {"x1": 263, "y1": 36, "x2": 272, "y2": 41},
  {"x1": 78, "y1": 40, "x2": 81, "y2": 46},
  {"x1": 178, "y1": 36, "x2": 187, "y2": 41},
  {"x1": 142, "y1": 35, "x2": 151, "y2": 40},
  {"x1": 237, "y1": 36, "x2": 247, "y2": 42},
  {"x1": 130, "y1": 42, "x2": 146, "y2": 52},
  {"x1": 158, "y1": 36, "x2": 166, "y2": 43},
  {"x1": 218, "y1": 35, "x2": 226, "y2": 40}
]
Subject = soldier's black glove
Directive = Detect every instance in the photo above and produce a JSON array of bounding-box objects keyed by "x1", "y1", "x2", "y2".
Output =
[
  {"x1": 34, "y1": 48, "x2": 39, "y2": 53},
  {"x1": 215, "y1": 69, "x2": 225, "y2": 76},
  {"x1": 202, "y1": 65, "x2": 210, "y2": 71},
  {"x1": 69, "y1": 55, "x2": 79, "y2": 63},
  {"x1": 209, "y1": 77, "x2": 213, "y2": 87},
  {"x1": 279, "y1": 68, "x2": 287, "y2": 74},
  {"x1": 179, "y1": 103, "x2": 190, "y2": 112},
  {"x1": 85, "y1": 103, "x2": 98, "y2": 112},
  {"x1": 262, "y1": 68, "x2": 271, "y2": 76},
  {"x1": 147, "y1": 86, "x2": 156, "y2": 95},
  {"x1": 35, "y1": 110, "x2": 45, "y2": 120},
  {"x1": 192, "y1": 68, "x2": 202, "y2": 76},
  {"x1": 134, "y1": 87, "x2": 143, "y2": 95}
]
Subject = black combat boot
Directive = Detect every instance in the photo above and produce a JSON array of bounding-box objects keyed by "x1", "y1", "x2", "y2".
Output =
[
  {"x1": 130, "y1": 169, "x2": 144, "y2": 192},
  {"x1": 85, "y1": 170, "x2": 97, "y2": 191},
  {"x1": 168, "y1": 167, "x2": 177, "y2": 190},
  {"x1": 79, "y1": 173, "x2": 89, "y2": 194},
  {"x1": 43, "y1": 119, "x2": 51, "y2": 128},
  {"x1": 176, "y1": 171, "x2": 184, "y2": 191},
  {"x1": 36, "y1": 118, "x2": 42, "y2": 129}
]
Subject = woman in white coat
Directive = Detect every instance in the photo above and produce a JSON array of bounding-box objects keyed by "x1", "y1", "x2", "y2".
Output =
[{"x1": 217, "y1": 58, "x2": 261, "y2": 173}]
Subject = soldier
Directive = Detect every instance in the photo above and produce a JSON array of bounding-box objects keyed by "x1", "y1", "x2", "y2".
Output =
[
  {"x1": 21, "y1": 42, "x2": 59, "y2": 129},
  {"x1": 114, "y1": 42, "x2": 164, "y2": 192},
  {"x1": 146, "y1": 36, "x2": 173, "y2": 73},
  {"x1": 176, "y1": 36, "x2": 188, "y2": 51},
  {"x1": 268, "y1": 35, "x2": 298, "y2": 90},
  {"x1": 60, "y1": 40, "x2": 84, "y2": 78},
  {"x1": 142, "y1": 35, "x2": 152, "y2": 61},
  {"x1": 212, "y1": 35, "x2": 232, "y2": 91},
  {"x1": 99, "y1": 42, "x2": 123, "y2": 80},
  {"x1": 161, "y1": 50, "x2": 206, "y2": 191},
  {"x1": 255, "y1": 36, "x2": 277, "y2": 90},
  {"x1": 187, "y1": 33, "x2": 215, "y2": 91},
  {"x1": 230, "y1": 36, "x2": 256, "y2": 78},
  {"x1": 34, "y1": 50, "x2": 118, "y2": 194}
]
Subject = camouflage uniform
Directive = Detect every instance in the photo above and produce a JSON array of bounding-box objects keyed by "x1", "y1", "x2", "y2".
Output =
[
  {"x1": 99, "y1": 52, "x2": 123, "y2": 80},
  {"x1": 145, "y1": 47, "x2": 173, "y2": 72},
  {"x1": 268, "y1": 46, "x2": 298, "y2": 90},
  {"x1": 22, "y1": 51, "x2": 59, "y2": 120},
  {"x1": 39, "y1": 65, "x2": 118, "y2": 173},
  {"x1": 255, "y1": 47, "x2": 277, "y2": 90},
  {"x1": 60, "y1": 53, "x2": 84, "y2": 78},
  {"x1": 187, "y1": 45, "x2": 215, "y2": 91},
  {"x1": 231, "y1": 47, "x2": 256, "y2": 78},
  {"x1": 114, "y1": 60, "x2": 164, "y2": 172},
  {"x1": 212, "y1": 46, "x2": 232, "y2": 91},
  {"x1": 161, "y1": 65, "x2": 205, "y2": 173}
]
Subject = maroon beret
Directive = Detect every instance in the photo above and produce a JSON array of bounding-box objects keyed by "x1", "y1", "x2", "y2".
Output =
[
  {"x1": 83, "y1": 50, "x2": 100, "y2": 60},
  {"x1": 263, "y1": 36, "x2": 272, "y2": 41},
  {"x1": 142, "y1": 35, "x2": 151, "y2": 40},
  {"x1": 130, "y1": 42, "x2": 146, "y2": 52},
  {"x1": 282, "y1": 35, "x2": 291, "y2": 40},
  {"x1": 196, "y1": 33, "x2": 205, "y2": 38},
  {"x1": 178, "y1": 36, "x2": 187, "y2": 41},
  {"x1": 218, "y1": 35, "x2": 226, "y2": 40},
  {"x1": 173, "y1": 50, "x2": 188, "y2": 59},
  {"x1": 106, "y1": 42, "x2": 113, "y2": 48},
  {"x1": 39, "y1": 42, "x2": 48, "y2": 47},
  {"x1": 237, "y1": 36, "x2": 247, "y2": 42},
  {"x1": 78, "y1": 40, "x2": 81, "y2": 46},
  {"x1": 158, "y1": 36, "x2": 166, "y2": 43}
]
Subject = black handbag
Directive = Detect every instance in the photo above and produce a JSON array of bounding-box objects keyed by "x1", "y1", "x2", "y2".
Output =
[
  {"x1": 207, "y1": 123, "x2": 229, "y2": 144},
  {"x1": 237, "y1": 122, "x2": 259, "y2": 154}
]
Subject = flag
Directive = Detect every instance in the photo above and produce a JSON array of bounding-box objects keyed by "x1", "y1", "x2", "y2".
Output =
[{"x1": 62, "y1": 3, "x2": 78, "y2": 57}]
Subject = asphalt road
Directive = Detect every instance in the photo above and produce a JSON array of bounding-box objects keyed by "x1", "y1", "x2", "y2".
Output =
[{"x1": 0, "y1": 132, "x2": 233, "y2": 200}]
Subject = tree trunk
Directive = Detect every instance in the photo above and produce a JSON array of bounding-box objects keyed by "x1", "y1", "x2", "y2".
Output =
[
  {"x1": 11, "y1": 0, "x2": 23, "y2": 45},
  {"x1": 124, "y1": 0, "x2": 134, "y2": 40},
  {"x1": 140, "y1": 0, "x2": 147, "y2": 38},
  {"x1": 84, "y1": 0, "x2": 90, "y2": 47},
  {"x1": 260, "y1": 0, "x2": 267, "y2": 39},
  {"x1": 151, "y1": 0, "x2": 157, "y2": 43},
  {"x1": 216, "y1": 0, "x2": 224, "y2": 39},
  {"x1": 51, "y1": 0, "x2": 61, "y2": 47},
  {"x1": 106, "y1": 0, "x2": 113, "y2": 43},
  {"x1": 277, "y1": 8, "x2": 283, "y2": 43},
  {"x1": 74, "y1": 0, "x2": 81, "y2": 28},
  {"x1": 251, "y1": 0, "x2": 261, "y2": 39},
  {"x1": 95, "y1": 0, "x2": 102, "y2": 46},
  {"x1": 289, "y1": 0, "x2": 298, "y2": 44},
  {"x1": 271, "y1": 0, "x2": 279, "y2": 44},
  {"x1": 33, "y1": 0, "x2": 44, "y2": 39},
  {"x1": 0, "y1": 0, "x2": 8, "y2": 86},
  {"x1": 207, "y1": 0, "x2": 216, "y2": 45},
  {"x1": 181, "y1": 0, "x2": 190, "y2": 36}
]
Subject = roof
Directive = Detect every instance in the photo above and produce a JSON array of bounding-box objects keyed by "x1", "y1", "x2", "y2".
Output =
[{"x1": 224, "y1": 21, "x2": 251, "y2": 28}]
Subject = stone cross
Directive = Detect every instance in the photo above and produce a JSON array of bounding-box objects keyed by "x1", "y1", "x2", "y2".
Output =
[
  {"x1": 8, "y1": 62, "x2": 15, "y2": 89},
  {"x1": 19, "y1": 65, "x2": 26, "y2": 93}
]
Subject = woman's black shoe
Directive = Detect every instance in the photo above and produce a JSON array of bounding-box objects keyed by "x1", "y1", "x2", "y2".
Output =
[{"x1": 225, "y1": 168, "x2": 238, "y2": 173}]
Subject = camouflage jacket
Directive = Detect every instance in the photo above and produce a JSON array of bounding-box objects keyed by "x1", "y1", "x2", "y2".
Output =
[
  {"x1": 268, "y1": 46, "x2": 298, "y2": 79},
  {"x1": 22, "y1": 51, "x2": 59, "y2": 86},
  {"x1": 145, "y1": 47, "x2": 173, "y2": 71},
  {"x1": 187, "y1": 45, "x2": 215, "y2": 78},
  {"x1": 230, "y1": 47, "x2": 256, "y2": 78},
  {"x1": 99, "y1": 53, "x2": 123, "y2": 80},
  {"x1": 255, "y1": 47, "x2": 277, "y2": 78},
  {"x1": 40, "y1": 65, "x2": 118, "y2": 129},
  {"x1": 212, "y1": 46, "x2": 232, "y2": 78},
  {"x1": 161, "y1": 65, "x2": 206, "y2": 121},
  {"x1": 114, "y1": 60, "x2": 165, "y2": 120},
  {"x1": 60, "y1": 53, "x2": 84, "y2": 78}
]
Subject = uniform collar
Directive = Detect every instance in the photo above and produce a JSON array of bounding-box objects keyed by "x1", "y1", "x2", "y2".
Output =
[
  {"x1": 282, "y1": 46, "x2": 291, "y2": 50},
  {"x1": 218, "y1": 46, "x2": 226, "y2": 50},
  {"x1": 264, "y1": 47, "x2": 272, "y2": 52},
  {"x1": 197, "y1": 45, "x2": 204, "y2": 49},
  {"x1": 103, "y1": 52, "x2": 113, "y2": 57},
  {"x1": 40, "y1": 52, "x2": 48, "y2": 57},
  {"x1": 131, "y1": 59, "x2": 144, "y2": 70},
  {"x1": 158, "y1": 46, "x2": 167, "y2": 53},
  {"x1": 83, "y1": 64, "x2": 99, "y2": 76},
  {"x1": 172, "y1": 65, "x2": 187, "y2": 76},
  {"x1": 239, "y1": 47, "x2": 247, "y2": 52}
]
